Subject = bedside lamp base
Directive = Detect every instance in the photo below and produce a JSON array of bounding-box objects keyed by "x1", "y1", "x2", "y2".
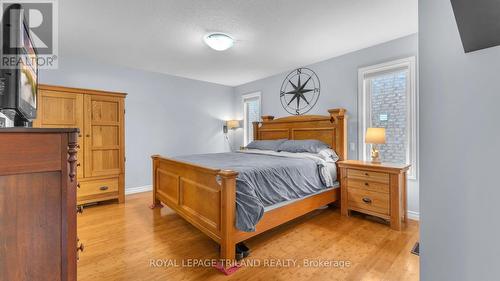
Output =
[{"x1": 370, "y1": 146, "x2": 381, "y2": 164}]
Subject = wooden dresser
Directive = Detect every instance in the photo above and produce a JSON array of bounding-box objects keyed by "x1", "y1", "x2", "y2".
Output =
[
  {"x1": 33, "y1": 84, "x2": 126, "y2": 205},
  {"x1": 338, "y1": 160, "x2": 410, "y2": 230},
  {"x1": 0, "y1": 128, "x2": 81, "y2": 281}
]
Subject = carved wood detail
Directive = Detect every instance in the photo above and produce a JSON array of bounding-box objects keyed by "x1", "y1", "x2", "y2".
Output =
[{"x1": 68, "y1": 132, "x2": 79, "y2": 182}]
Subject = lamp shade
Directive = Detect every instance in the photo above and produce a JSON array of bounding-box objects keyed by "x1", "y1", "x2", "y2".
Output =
[
  {"x1": 365, "y1": 128, "x2": 386, "y2": 144},
  {"x1": 226, "y1": 120, "x2": 240, "y2": 129}
]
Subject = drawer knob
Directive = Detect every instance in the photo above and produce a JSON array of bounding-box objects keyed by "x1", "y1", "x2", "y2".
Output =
[
  {"x1": 77, "y1": 182, "x2": 80, "y2": 189},
  {"x1": 76, "y1": 205, "x2": 84, "y2": 214},
  {"x1": 100, "y1": 186, "x2": 109, "y2": 191},
  {"x1": 77, "y1": 242, "x2": 84, "y2": 262},
  {"x1": 77, "y1": 163, "x2": 81, "y2": 167},
  {"x1": 362, "y1": 197, "x2": 372, "y2": 204},
  {"x1": 364, "y1": 182, "x2": 369, "y2": 186},
  {"x1": 364, "y1": 173, "x2": 369, "y2": 176},
  {"x1": 77, "y1": 242, "x2": 85, "y2": 253}
]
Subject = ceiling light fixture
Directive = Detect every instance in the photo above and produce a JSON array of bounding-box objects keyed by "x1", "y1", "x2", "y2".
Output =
[{"x1": 204, "y1": 32, "x2": 234, "y2": 51}]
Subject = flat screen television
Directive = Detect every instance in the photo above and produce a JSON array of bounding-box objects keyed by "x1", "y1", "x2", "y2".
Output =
[{"x1": 0, "y1": 3, "x2": 38, "y2": 126}]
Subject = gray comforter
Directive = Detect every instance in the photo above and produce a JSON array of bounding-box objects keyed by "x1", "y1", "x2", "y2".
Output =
[{"x1": 174, "y1": 150, "x2": 336, "y2": 232}]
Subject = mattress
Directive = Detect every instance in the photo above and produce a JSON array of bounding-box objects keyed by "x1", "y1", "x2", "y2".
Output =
[
  {"x1": 174, "y1": 150, "x2": 338, "y2": 232},
  {"x1": 263, "y1": 182, "x2": 339, "y2": 212}
]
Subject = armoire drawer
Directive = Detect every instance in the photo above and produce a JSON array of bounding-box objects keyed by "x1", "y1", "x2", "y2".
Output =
[{"x1": 78, "y1": 178, "x2": 119, "y2": 199}]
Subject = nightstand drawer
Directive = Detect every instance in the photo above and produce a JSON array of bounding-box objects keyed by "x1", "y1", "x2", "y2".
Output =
[
  {"x1": 348, "y1": 179, "x2": 389, "y2": 193},
  {"x1": 348, "y1": 188, "x2": 389, "y2": 215},
  {"x1": 347, "y1": 169, "x2": 389, "y2": 183}
]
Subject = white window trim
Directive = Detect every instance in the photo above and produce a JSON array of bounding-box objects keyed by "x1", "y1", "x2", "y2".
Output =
[
  {"x1": 357, "y1": 56, "x2": 418, "y2": 179},
  {"x1": 242, "y1": 92, "x2": 262, "y2": 146}
]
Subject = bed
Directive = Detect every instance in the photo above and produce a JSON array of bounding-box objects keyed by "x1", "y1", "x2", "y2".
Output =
[{"x1": 151, "y1": 108, "x2": 347, "y2": 263}]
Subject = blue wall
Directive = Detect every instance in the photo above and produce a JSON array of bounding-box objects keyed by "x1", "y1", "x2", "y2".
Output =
[
  {"x1": 40, "y1": 57, "x2": 234, "y2": 189},
  {"x1": 419, "y1": 0, "x2": 500, "y2": 280},
  {"x1": 232, "y1": 34, "x2": 419, "y2": 215}
]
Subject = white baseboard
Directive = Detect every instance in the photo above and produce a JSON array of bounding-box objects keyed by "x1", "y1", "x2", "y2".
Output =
[
  {"x1": 407, "y1": 210, "x2": 420, "y2": 221},
  {"x1": 125, "y1": 185, "x2": 152, "y2": 195}
]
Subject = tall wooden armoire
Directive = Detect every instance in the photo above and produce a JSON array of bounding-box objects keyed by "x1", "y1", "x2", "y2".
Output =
[{"x1": 33, "y1": 84, "x2": 126, "y2": 205}]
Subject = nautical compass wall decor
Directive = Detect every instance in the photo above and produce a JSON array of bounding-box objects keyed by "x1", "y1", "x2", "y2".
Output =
[{"x1": 280, "y1": 67, "x2": 320, "y2": 115}]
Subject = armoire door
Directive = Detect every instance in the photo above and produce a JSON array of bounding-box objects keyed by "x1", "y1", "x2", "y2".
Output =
[
  {"x1": 33, "y1": 90, "x2": 84, "y2": 179},
  {"x1": 84, "y1": 95, "x2": 124, "y2": 178}
]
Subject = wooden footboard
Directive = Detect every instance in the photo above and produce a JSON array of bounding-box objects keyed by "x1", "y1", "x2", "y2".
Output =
[
  {"x1": 151, "y1": 155, "x2": 238, "y2": 261},
  {"x1": 151, "y1": 155, "x2": 340, "y2": 263}
]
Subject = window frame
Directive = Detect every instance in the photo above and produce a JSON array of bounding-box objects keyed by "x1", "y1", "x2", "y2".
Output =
[
  {"x1": 357, "y1": 57, "x2": 418, "y2": 179},
  {"x1": 242, "y1": 92, "x2": 262, "y2": 146}
]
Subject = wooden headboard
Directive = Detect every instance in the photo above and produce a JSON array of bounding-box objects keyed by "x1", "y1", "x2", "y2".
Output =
[{"x1": 252, "y1": 108, "x2": 347, "y2": 160}]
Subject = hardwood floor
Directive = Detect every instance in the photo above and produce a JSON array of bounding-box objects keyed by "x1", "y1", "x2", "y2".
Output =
[{"x1": 77, "y1": 192, "x2": 419, "y2": 281}]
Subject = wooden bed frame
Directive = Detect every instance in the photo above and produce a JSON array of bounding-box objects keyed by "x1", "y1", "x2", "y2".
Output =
[{"x1": 151, "y1": 108, "x2": 347, "y2": 262}]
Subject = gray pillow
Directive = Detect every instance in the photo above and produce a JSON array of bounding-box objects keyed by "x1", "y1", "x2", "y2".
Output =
[
  {"x1": 278, "y1": 139, "x2": 330, "y2": 153},
  {"x1": 246, "y1": 139, "x2": 287, "y2": 151}
]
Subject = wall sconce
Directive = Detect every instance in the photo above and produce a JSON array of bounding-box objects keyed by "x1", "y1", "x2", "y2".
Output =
[{"x1": 223, "y1": 120, "x2": 240, "y2": 134}]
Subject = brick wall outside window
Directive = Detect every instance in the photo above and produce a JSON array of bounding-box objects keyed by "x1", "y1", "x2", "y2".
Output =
[{"x1": 369, "y1": 71, "x2": 408, "y2": 164}]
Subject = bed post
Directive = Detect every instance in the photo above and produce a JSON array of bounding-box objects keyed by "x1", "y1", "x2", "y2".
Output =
[
  {"x1": 328, "y1": 109, "x2": 347, "y2": 210},
  {"x1": 219, "y1": 169, "x2": 238, "y2": 265},
  {"x1": 252, "y1": 121, "x2": 259, "y2": 141},
  {"x1": 328, "y1": 108, "x2": 347, "y2": 161},
  {"x1": 254, "y1": 116, "x2": 274, "y2": 142},
  {"x1": 261, "y1": 116, "x2": 275, "y2": 122},
  {"x1": 150, "y1": 155, "x2": 163, "y2": 209}
]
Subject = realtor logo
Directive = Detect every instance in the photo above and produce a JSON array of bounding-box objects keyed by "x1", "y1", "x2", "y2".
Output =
[{"x1": 0, "y1": 0, "x2": 58, "y2": 69}]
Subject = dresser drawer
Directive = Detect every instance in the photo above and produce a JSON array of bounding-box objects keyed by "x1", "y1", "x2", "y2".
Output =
[
  {"x1": 348, "y1": 188, "x2": 389, "y2": 216},
  {"x1": 78, "y1": 178, "x2": 119, "y2": 198},
  {"x1": 347, "y1": 169, "x2": 389, "y2": 183},
  {"x1": 347, "y1": 178, "x2": 389, "y2": 193}
]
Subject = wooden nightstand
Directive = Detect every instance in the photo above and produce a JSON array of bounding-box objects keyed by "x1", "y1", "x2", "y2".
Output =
[{"x1": 338, "y1": 160, "x2": 410, "y2": 230}]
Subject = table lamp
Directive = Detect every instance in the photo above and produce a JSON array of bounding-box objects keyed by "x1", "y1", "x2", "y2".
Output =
[{"x1": 365, "y1": 128, "x2": 386, "y2": 163}]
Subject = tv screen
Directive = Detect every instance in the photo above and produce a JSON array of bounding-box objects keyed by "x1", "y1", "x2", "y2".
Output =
[
  {"x1": 18, "y1": 21, "x2": 38, "y2": 118},
  {"x1": 0, "y1": 3, "x2": 38, "y2": 124}
]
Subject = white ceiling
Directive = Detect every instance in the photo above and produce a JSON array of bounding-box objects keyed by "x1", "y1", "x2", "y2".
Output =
[{"x1": 59, "y1": 0, "x2": 418, "y2": 86}]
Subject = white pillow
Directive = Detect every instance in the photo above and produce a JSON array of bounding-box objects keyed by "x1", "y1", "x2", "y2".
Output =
[{"x1": 317, "y1": 148, "x2": 340, "y2": 163}]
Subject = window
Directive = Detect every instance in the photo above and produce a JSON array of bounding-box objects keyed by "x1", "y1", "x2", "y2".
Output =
[
  {"x1": 358, "y1": 57, "x2": 417, "y2": 178},
  {"x1": 242, "y1": 92, "x2": 261, "y2": 146}
]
